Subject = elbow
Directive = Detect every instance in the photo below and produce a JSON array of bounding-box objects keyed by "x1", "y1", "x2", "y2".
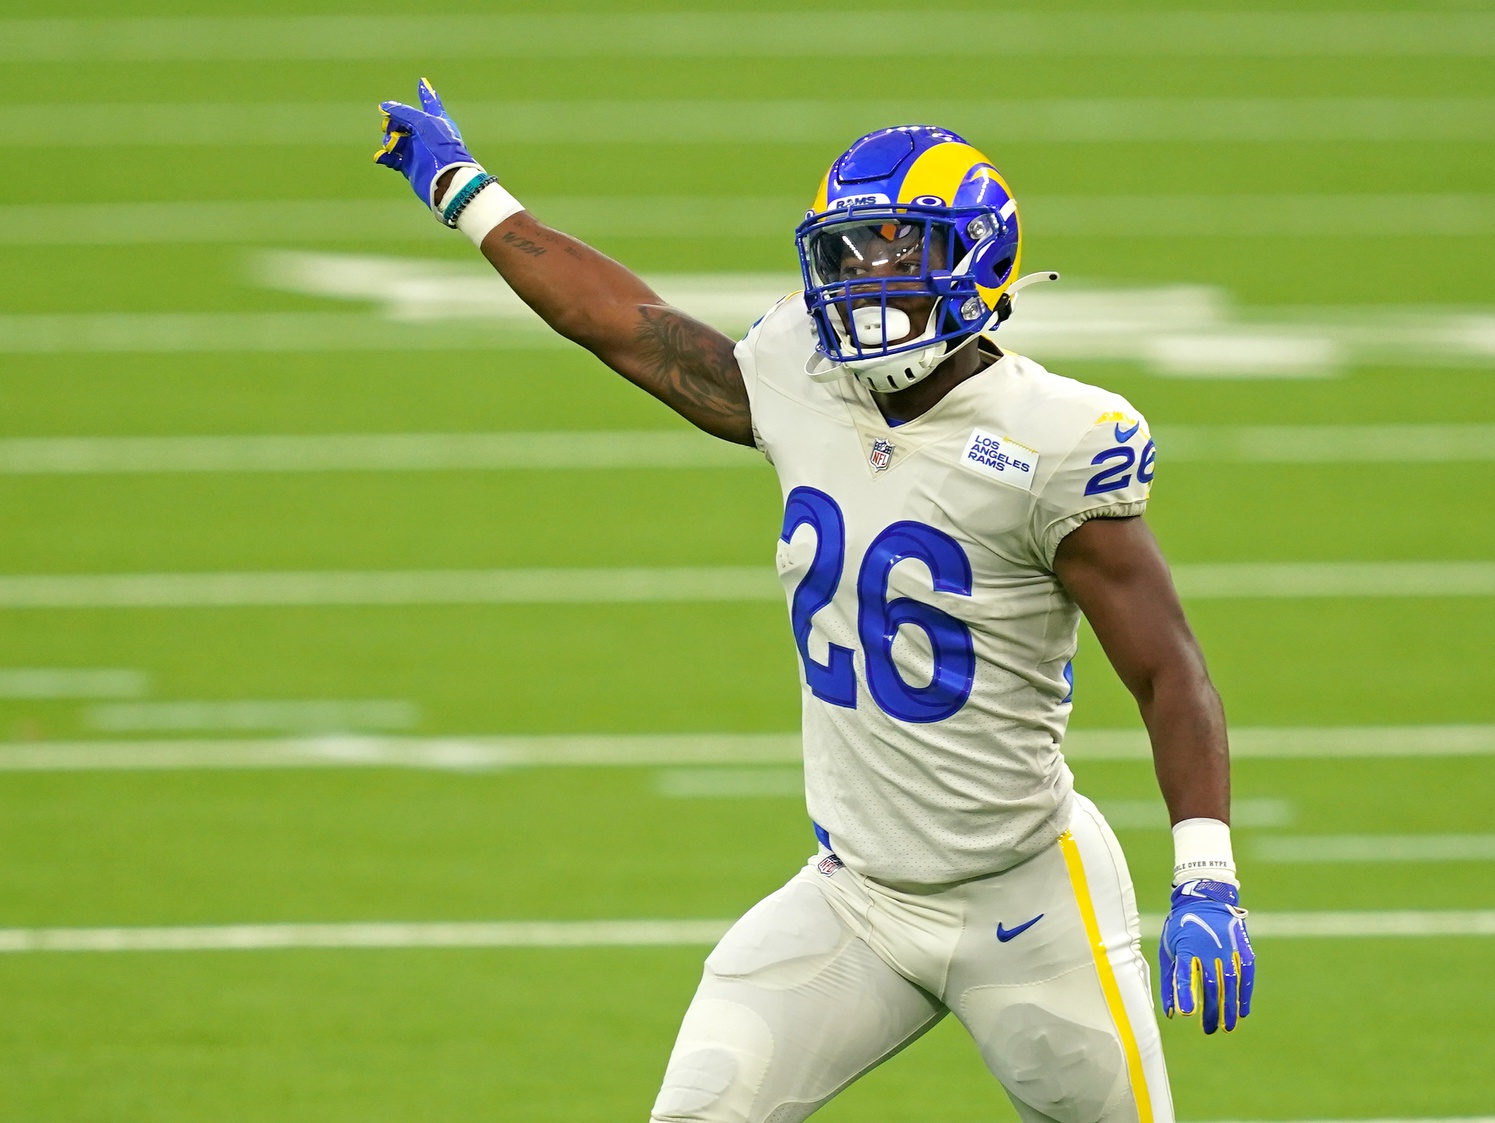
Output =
[
  {"x1": 541, "y1": 299, "x2": 639, "y2": 353},
  {"x1": 535, "y1": 300, "x2": 599, "y2": 345},
  {"x1": 1127, "y1": 652, "x2": 1216, "y2": 712}
]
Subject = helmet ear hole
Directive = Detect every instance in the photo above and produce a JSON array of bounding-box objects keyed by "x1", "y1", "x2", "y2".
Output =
[{"x1": 969, "y1": 236, "x2": 1017, "y2": 290}]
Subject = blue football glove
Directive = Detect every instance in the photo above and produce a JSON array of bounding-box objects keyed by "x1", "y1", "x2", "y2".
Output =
[
  {"x1": 375, "y1": 78, "x2": 480, "y2": 214},
  {"x1": 1159, "y1": 879, "x2": 1255, "y2": 1034}
]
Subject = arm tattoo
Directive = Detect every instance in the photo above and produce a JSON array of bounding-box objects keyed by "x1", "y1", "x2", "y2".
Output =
[
  {"x1": 632, "y1": 306, "x2": 753, "y2": 444},
  {"x1": 499, "y1": 230, "x2": 547, "y2": 257}
]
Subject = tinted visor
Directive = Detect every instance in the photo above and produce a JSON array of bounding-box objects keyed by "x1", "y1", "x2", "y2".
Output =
[{"x1": 805, "y1": 217, "x2": 950, "y2": 290}]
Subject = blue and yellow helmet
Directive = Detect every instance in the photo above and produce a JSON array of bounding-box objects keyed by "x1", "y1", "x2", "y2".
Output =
[{"x1": 795, "y1": 126, "x2": 1025, "y2": 393}]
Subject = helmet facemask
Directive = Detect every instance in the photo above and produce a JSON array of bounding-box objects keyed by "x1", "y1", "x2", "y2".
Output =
[{"x1": 797, "y1": 204, "x2": 1016, "y2": 394}]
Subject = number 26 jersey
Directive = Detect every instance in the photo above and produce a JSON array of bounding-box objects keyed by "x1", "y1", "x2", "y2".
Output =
[{"x1": 735, "y1": 297, "x2": 1156, "y2": 887}]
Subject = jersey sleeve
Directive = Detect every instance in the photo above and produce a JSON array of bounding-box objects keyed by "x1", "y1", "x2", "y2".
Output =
[{"x1": 1030, "y1": 405, "x2": 1156, "y2": 567}]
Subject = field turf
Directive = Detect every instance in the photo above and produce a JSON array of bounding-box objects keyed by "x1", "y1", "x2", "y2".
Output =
[{"x1": 0, "y1": 2, "x2": 1492, "y2": 1120}]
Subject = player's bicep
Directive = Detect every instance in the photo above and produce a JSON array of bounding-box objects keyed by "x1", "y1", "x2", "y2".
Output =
[
  {"x1": 1053, "y1": 516, "x2": 1201, "y2": 697},
  {"x1": 600, "y1": 304, "x2": 754, "y2": 447}
]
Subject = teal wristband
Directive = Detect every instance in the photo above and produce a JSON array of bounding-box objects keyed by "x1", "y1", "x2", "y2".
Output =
[{"x1": 441, "y1": 174, "x2": 499, "y2": 228}]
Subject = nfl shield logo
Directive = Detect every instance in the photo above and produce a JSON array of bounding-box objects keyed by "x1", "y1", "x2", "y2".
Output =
[{"x1": 869, "y1": 438, "x2": 895, "y2": 471}]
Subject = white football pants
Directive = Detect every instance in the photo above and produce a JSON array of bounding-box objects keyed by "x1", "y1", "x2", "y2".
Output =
[{"x1": 650, "y1": 795, "x2": 1173, "y2": 1123}]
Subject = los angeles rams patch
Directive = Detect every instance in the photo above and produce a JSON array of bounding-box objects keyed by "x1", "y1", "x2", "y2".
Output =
[{"x1": 960, "y1": 429, "x2": 1038, "y2": 491}]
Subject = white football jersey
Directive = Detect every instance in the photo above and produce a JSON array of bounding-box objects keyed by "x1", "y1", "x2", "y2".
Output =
[{"x1": 736, "y1": 297, "x2": 1155, "y2": 887}]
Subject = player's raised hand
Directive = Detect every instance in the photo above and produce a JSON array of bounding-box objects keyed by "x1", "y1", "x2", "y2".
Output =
[
  {"x1": 375, "y1": 78, "x2": 480, "y2": 213},
  {"x1": 1159, "y1": 879, "x2": 1255, "y2": 1034}
]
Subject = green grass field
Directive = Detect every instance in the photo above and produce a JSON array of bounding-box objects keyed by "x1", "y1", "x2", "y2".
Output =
[{"x1": 1, "y1": 2, "x2": 1493, "y2": 1120}]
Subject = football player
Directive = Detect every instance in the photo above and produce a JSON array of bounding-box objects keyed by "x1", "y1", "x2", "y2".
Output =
[{"x1": 377, "y1": 80, "x2": 1255, "y2": 1123}]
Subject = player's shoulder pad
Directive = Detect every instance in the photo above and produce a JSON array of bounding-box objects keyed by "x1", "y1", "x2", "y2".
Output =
[
  {"x1": 736, "y1": 291, "x2": 817, "y2": 392},
  {"x1": 990, "y1": 352, "x2": 1151, "y2": 455},
  {"x1": 741, "y1": 290, "x2": 809, "y2": 347},
  {"x1": 998, "y1": 356, "x2": 1155, "y2": 564}
]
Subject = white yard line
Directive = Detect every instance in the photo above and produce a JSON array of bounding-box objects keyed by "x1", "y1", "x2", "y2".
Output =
[
  {"x1": 5, "y1": 194, "x2": 1493, "y2": 245},
  {"x1": 0, "y1": 567, "x2": 780, "y2": 608},
  {"x1": 0, "y1": 734, "x2": 807, "y2": 772},
  {"x1": 1, "y1": 426, "x2": 1491, "y2": 476},
  {"x1": 1160, "y1": 425, "x2": 1495, "y2": 463},
  {"x1": 9, "y1": 100, "x2": 1495, "y2": 148},
  {"x1": 0, "y1": 562, "x2": 1490, "y2": 610},
  {"x1": 1, "y1": 14, "x2": 1488, "y2": 61},
  {"x1": 83, "y1": 699, "x2": 420, "y2": 734},
  {"x1": 1, "y1": 911, "x2": 1491, "y2": 953},
  {"x1": 652, "y1": 772, "x2": 1295, "y2": 827},
  {"x1": 0, "y1": 919, "x2": 735, "y2": 953},
  {"x1": 0, "y1": 725, "x2": 1489, "y2": 773},
  {"x1": 654, "y1": 767, "x2": 805, "y2": 799},
  {"x1": 0, "y1": 432, "x2": 760, "y2": 474},
  {"x1": 1067, "y1": 724, "x2": 1495, "y2": 761},
  {"x1": 0, "y1": 668, "x2": 148, "y2": 699},
  {"x1": 1256, "y1": 835, "x2": 1495, "y2": 863},
  {"x1": 1171, "y1": 561, "x2": 1495, "y2": 598},
  {"x1": 0, "y1": 312, "x2": 566, "y2": 354}
]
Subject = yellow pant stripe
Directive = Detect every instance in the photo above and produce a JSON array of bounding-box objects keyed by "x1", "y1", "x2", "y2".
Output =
[{"x1": 1058, "y1": 830, "x2": 1155, "y2": 1123}]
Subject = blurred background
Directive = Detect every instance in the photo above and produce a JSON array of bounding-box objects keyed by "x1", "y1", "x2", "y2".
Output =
[{"x1": 1, "y1": 1, "x2": 1492, "y2": 1120}]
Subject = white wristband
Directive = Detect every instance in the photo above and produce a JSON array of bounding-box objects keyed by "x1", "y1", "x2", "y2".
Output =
[
  {"x1": 456, "y1": 180, "x2": 524, "y2": 247},
  {"x1": 1172, "y1": 817, "x2": 1238, "y2": 886},
  {"x1": 434, "y1": 165, "x2": 525, "y2": 248}
]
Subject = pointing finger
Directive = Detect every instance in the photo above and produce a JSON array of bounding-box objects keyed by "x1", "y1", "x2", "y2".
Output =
[{"x1": 418, "y1": 77, "x2": 444, "y2": 115}]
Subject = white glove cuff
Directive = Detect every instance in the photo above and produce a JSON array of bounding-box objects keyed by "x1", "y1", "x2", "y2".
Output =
[
  {"x1": 428, "y1": 162, "x2": 484, "y2": 214},
  {"x1": 1172, "y1": 817, "x2": 1238, "y2": 886}
]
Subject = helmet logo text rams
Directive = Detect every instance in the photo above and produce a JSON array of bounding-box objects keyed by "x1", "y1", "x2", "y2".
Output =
[{"x1": 834, "y1": 193, "x2": 891, "y2": 210}]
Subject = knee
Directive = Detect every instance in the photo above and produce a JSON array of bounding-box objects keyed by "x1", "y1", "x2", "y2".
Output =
[
  {"x1": 650, "y1": 1000, "x2": 774, "y2": 1123},
  {"x1": 651, "y1": 1045, "x2": 745, "y2": 1122},
  {"x1": 961, "y1": 979, "x2": 1129, "y2": 1123},
  {"x1": 991, "y1": 1000, "x2": 1126, "y2": 1123}
]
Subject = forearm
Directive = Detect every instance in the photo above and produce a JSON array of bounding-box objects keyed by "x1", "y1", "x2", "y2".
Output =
[
  {"x1": 475, "y1": 212, "x2": 663, "y2": 348},
  {"x1": 435, "y1": 175, "x2": 753, "y2": 445},
  {"x1": 1135, "y1": 659, "x2": 1230, "y2": 826},
  {"x1": 432, "y1": 166, "x2": 661, "y2": 346}
]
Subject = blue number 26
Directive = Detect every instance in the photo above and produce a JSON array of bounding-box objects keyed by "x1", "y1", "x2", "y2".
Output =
[{"x1": 780, "y1": 486, "x2": 976, "y2": 724}]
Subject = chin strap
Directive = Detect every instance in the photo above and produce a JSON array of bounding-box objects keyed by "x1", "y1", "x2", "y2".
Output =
[
  {"x1": 1010, "y1": 269, "x2": 1062, "y2": 297},
  {"x1": 988, "y1": 270, "x2": 1061, "y2": 329},
  {"x1": 806, "y1": 351, "x2": 852, "y2": 382},
  {"x1": 879, "y1": 269, "x2": 1063, "y2": 372}
]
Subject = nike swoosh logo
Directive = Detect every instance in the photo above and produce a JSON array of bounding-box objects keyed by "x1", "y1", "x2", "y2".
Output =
[
  {"x1": 1114, "y1": 420, "x2": 1141, "y2": 443},
  {"x1": 996, "y1": 914, "x2": 1044, "y2": 942},
  {"x1": 1181, "y1": 913, "x2": 1225, "y2": 948}
]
